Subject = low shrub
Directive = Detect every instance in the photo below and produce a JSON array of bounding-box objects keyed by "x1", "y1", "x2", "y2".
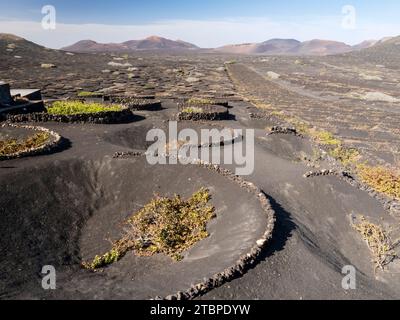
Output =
[
  {"x1": 77, "y1": 91, "x2": 99, "y2": 97},
  {"x1": 357, "y1": 165, "x2": 400, "y2": 199},
  {"x1": 0, "y1": 132, "x2": 50, "y2": 156},
  {"x1": 329, "y1": 146, "x2": 360, "y2": 167},
  {"x1": 181, "y1": 106, "x2": 204, "y2": 114},
  {"x1": 312, "y1": 130, "x2": 341, "y2": 146},
  {"x1": 83, "y1": 188, "x2": 216, "y2": 270},
  {"x1": 47, "y1": 101, "x2": 123, "y2": 115},
  {"x1": 352, "y1": 216, "x2": 397, "y2": 271}
]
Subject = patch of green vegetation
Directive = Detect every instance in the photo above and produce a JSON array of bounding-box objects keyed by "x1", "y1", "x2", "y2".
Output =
[
  {"x1": 0, "y1": 132, "x2": 50, "y2": 156},
  {"x1": 329, "y1": 146, "x2": 360, "y2": 167},
  {"x1": 310, "y1": 148, "x2": 323, "y2": 162},
  {"x1": 312, "y1": 130, "x2": 341, "y2": 146},
  {"x1": 83, "y1": 188, "x2": 215, "y2": 270},
  {"x1": 83, "y1": 248, "x2": 123, "y2": 270},
  {"x1": 77, "y1": 91, "x2": 99, "y2": 97},
  {"x1": 181, "y1": 106, "x2": 204, "y2": 114},
  {"x1": 47, "y1": 101, "x2": 123, "y2": 115},
  {"x1": 352, "y1": 216, "x2": 397, "y2": 271},
  {"x1": 285, "y1": 117, "x2": 312, "y2": 136},
  {"x1": 270, "y1": 110, "x2": 283, "y2": 117},
  {"x1": 187, "y1": 97, "x2": 214, "y2": 105},
  {"x1": 357, "y1": 165, "x2": 400, "y2": 200}
]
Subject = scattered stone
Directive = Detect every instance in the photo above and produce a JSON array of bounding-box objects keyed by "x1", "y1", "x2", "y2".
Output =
[
  {"x1": 303, "y1": 169, "x2": 337, "y2": 178},
  {"x1": 107, "y1": 61, "x2": 132, "y2": 68},
  {"x1": 113, "y1": 151, "x2": 142, "y2": 159},
  {"x1": 41, "y1": 63, "x2": 57, "y2": 69},
  {"x1": 185, "y1": 77, "x2": 200, "y2": 83},
  {"x1": 268, "y1": 126, "x2": 300, "y2": 136},
  {"x1": 266, "y1": 71, "x2": 280, "y2": 80},
  {"x1": 363, "y1": 92, "x2": 399, "y2": 102},
  {"x1": 359, "y1": 73, "x2": 383, "y2": 81}
]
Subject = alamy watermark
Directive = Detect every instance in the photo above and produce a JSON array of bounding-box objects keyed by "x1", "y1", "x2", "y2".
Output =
[
  {"x1": 41, "y1": 265, "x2": 56, "y2": 290},
  {"x1": 41, "y1": 5, "x2": 56, "y2": 30},
  {"x1": 145, "y1": 121, "x2": 255, "y2": 176},
  {"x1": 342, "y1": 5, "x2": 356, "y2": 30},
  {"x1": 342, "y1": 265, "x2": 356, "y2": 290}
]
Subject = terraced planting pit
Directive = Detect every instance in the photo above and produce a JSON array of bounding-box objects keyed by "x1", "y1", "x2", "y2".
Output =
[
  {"x1": 6, "y1": 100, "x2": 136, "y2": 124},
  {"x1": 108, "y1": 96, "x2": 162, "y2": 111},
  {"x1": 257, "y1": 132, "x2": 315, "y2": 163},
  {"x1": 0, "y1": 156, "x2": 274, "y2": 299},
  {"x1": 178, "y1": 104, "x2": 229, "y2": 121},
  {"x1": 104, "y1": 121, "x2": 241, "y2": 152},
  {"x1": 0, "y1": 124, "x2": 62, "y2": 160}
]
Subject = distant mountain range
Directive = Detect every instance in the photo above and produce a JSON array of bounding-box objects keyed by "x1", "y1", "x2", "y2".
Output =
[
  {"x1": 1, "y1": 33, "x2": 397, "y2": 57},
  {"x1": 215, "y1": 38, "x2": 383, "y2": 56},
  {"x1": 62, "y1": 36, "x2": 390, "y2": 56},
  {"x1": 61, "y1": 36, "x2": 199, "y2": 52},
  {"x1": 346, "y1": 35, "x2": 400, "y2": 69}
]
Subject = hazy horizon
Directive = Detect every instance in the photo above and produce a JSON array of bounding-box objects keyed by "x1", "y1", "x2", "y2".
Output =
[{"x1": 1, "y1": 0, "x2": 399, "y2": 49}]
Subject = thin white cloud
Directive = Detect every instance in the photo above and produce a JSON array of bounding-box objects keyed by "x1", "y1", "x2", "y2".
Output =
[{"x1": 0, "y1": 17, "x2": 399, "y2": 49}]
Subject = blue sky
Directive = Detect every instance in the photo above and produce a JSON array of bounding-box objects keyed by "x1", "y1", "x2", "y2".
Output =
[{"x1": 1, "y1": 0, "x2": 400, "y2": 48}]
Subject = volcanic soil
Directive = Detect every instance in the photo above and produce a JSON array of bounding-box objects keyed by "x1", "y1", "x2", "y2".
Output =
[{"x1": 1, "y1": 39, "x2": 400, "y2": 299}]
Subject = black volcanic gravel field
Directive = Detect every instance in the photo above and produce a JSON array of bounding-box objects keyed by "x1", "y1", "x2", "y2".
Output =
[{"x1": 1, "y1": 37, "x2": 400, "y2": 300}]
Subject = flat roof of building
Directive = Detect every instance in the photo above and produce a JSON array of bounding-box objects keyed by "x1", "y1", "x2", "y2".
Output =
[{"x1": 10, "y1": 89, "x2": 41, "y2": 97}]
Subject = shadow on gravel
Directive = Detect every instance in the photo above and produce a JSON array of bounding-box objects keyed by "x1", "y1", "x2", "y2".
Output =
[
  {"x1": 124, "y1": 114, "x2": 147, "y2": 124},
  {"x1": 256, "y1": 194, "x2": 296, "y2": 262},
  {"x1": 198, "y1": 193, "x2": 296, "y2": 296},
  {"x1": 55, "y1": 137, "x2": 72, "y2": 155},
  {"x1": 143, "y1": 105, "x2": 165, "y2": 112}
]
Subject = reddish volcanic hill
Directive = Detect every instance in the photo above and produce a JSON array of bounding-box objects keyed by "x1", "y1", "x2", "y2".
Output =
[
  {"x1": 217, "y1": 39, "x2": 301, "y2": 55},
  {"x1": 216, "y1": 38, "x2": 377, "y2": 56},
  {"x1": 290, "y1": 39, "x2": 352, "y2": 56},
  {"x1": 61, "y1": 36, "x2": 199, "y2": 53}
]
